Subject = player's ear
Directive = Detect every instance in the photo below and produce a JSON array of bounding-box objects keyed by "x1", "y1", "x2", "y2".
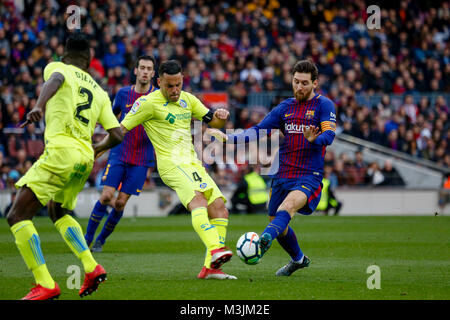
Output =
[
  {"x1": 312, "y1": 79, "x2": 318, "y2": 89},
  {"x1": 134, "y1": 67, "x2": 137, "y2": 76},
  {"x1": 157, "y1": 78, "x2": 161, "y2": 86}
]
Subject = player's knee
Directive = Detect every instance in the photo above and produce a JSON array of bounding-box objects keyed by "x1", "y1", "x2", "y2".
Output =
[
  {"x1": 279, "y1": 197, "x2": 306, "y2": 216},
  {"x1": 278, "y1": 204, "x2": 296, "y2": 216},
  {"x1": 209, "y1": 199, "x2": 228, "y2": 219},
  {"x1": 114, "y1": 198, "x2": 127, "y2": 212},
  {"x1": 6, "y1": 209, "x2": 20, "y2": 226},
  {"x1": 99, "y1": 193, "x2": 114, "y2": 206},
  {"x1": 214, "y1": 205, "x2": 229, "y2": 219},
  {"x1": 188, "y1": 193, "x2": 208, "y2": 211}
]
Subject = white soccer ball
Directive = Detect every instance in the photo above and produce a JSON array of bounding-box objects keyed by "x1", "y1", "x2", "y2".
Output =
[{"x1": 236, "y1": 232, "x2": 261, "y2": 265}]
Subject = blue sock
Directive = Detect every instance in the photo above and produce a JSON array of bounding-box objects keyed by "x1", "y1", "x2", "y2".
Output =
[
  {"x1": 96, "y1": 208, "x2": 123, "y2": 245},
  {"x1": 262, "y1": 210, "x2": 291, "y2": 240},
  {"x1": 276, "y1": 226, "x2": 303, "y2": 262},
  {"x1": 85, "y1": 201, "x2": 108, "y2": 246}
]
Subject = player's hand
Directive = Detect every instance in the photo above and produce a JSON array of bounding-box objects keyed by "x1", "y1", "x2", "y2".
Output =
[
  {"x1": 303, "y1": 125, "x2": 321, "y2": 143},
  {"x1": 94, "y1": 149, "x2": 107, "y2": 160},
  {"x1": 214, "y1": 108, "x2": 230, "y2": 120},
  {"x1": 20, "y1": 107, "x2": 43, "y2": 128},
  {"x1": 205, "y1": 128, "x2": 228, "y2": 143}
]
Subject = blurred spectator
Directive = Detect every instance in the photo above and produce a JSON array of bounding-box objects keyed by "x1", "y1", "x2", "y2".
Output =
[
  {"x1": 0, "y1": 0, "x2": 448, "y2": 191},
  {"x1": 381, "y1": 159, "x2": 405, "y2": 186},
  {"x1": 438, "y1": 173, "x2": 450, "y2": 212},
  {"x1": 365, "y1": 162, "x2": 385, "y2": 187},
  {"x1": 348, "y1": 150, "x2": 367, "y2": 186},
  {"x1": 103, "y1": 43, "x2": 125, "y2": 70}
]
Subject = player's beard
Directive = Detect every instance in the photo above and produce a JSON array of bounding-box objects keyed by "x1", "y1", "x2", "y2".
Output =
[
  {"x1": 294, "y1": 87, "x2": 313, "y2": 102},
  {"x1": 138, "y1": 78, "x2": 149, "y2": 86}
]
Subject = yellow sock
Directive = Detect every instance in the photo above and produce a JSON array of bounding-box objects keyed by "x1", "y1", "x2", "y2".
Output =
[
  {"x1": 10, "y1": 220, "x2": 55, "y2": 289},
  {"x1": 54, "y1": 214, "x2": 97, "y2": 273},
  {"x1": 191, "y1": 207, "x2": 221, "y2": 257},
  {"x1": 204, "y1": 218, "x2": 229, "y2": 268}
]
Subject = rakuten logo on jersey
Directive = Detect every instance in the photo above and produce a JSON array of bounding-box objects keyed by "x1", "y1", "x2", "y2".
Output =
[{"x1": 285, "y1": 123, "x2": 309, "y2": 133}]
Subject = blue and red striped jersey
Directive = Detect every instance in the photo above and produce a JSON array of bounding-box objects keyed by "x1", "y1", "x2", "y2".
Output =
[
  {"x1": 108, "y1": 85, "x2": 156, "y2": 166},
  {"x1": 229, "y1": 94, "x2": 336, "y2": 178}
]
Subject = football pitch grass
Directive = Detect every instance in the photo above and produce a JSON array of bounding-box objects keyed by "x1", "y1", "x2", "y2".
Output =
[{"x1": 0, "y1": 214, "x2": 449, "y2": 300}]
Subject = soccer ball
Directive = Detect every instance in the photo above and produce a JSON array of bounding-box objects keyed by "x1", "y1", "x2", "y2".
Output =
[{"x1": 236, "y1": 232, "x2": 261, "y2": 265}]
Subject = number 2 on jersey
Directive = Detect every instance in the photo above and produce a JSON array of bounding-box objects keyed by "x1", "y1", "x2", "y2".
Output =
[{"x1": 75, "y1": 86, "x2": 93, "y2": 125}]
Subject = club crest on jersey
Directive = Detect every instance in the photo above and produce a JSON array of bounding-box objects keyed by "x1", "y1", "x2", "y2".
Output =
[
  {"x1": 130, "y1": 100, "x2": 141, "y2": 114},
  {"x1": 179, "y1": 99, "x2": 187, "y2": 108},
  {"x1": 200, "y1": 183, "x2": 207, "y2": 189},
  {"x1": 305, "y1": 110, "x2": 315, "y2": 119}
]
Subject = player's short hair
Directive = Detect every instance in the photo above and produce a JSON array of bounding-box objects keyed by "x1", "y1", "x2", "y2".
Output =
[
  {"x1": 135, "y1": 55, "x2": 156, "y2": 68},
  {"x1": 158, "y1": 60, "x2": 182, "y2": 77},
  {"x1": 65, "y1": 33, "x2": 90, "y2": 57},
  {"x1": 292, "y1": 60, "x2": 318, "y2": 82}
]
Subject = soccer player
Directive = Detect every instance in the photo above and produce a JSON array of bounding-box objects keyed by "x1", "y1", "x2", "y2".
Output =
[
  {"x1": 6, "y1": 34, "x2": 123, "y2": 300},
  {"x1": 121, "y1": 60, "x2": 236, "y2": 280},
  {"x1": 85, "y1": 55, "x2": 157, "y2": 252},
  {"x1": 209, "y1": 60, "x2": 337, "y2": 276}
]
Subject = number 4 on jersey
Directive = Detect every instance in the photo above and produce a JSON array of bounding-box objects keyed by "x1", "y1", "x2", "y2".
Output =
[{"x1": 192, "y1": 172, "x2": 202, "y2": 182}]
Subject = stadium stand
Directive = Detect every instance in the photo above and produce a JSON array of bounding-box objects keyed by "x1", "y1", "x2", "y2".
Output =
[{"x1": 0, "y1": 0, "x2": 448, "y2": 192}]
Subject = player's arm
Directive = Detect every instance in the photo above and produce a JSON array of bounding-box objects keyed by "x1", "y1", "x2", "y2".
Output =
[
  {"x1": 21, "y1": 72, "x2": 65, "y2": 127},
  {"x1": 94, "y1": 96, "x2": 125, "y2": 158},
  {"x1": 203, "y1": 108, "x2": 230, "y2": 129},
  {"x1": 112, "y1": 91, "x2": 123, "y2": 120},
  {"x1": 120, "y1": 123, "x2": 129, "y2": 135},
  {"x1": 190, "y1": 92, "x2": 229, "y2": 129},
  {"x1": 207, "y1": 105, "x2": 282, "y2": 143},
  {"x1": 120, "y1": 96, "x2": 152, "y2": 134},
  {"x1": 303, "y1": 99, "x2": 336, "y2": 145},
  {"x1": 93, "y1": 126, "x2": 123, "y2": 159}
]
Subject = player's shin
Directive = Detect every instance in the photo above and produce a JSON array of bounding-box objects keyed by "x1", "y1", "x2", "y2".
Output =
[
  {"x1": 204, "y1": 218, "x2": 228, "y2": 268},
  {"x1": 85, "y1": 200, "x2": 108, "y2": 246},
  {"x1": 262, "y1": 210, "x2": 292, "y2": 240},
  {"x1": 276, "y1": 226, "x2": 304, "y2": 262},
  {"x1": 10, "y1": 220, "x2": 55, "y2": 289},
  {"x1": 191, "y1": 207, "x2": 221, "y2": 254},
  {"x1": 54, "y1": 214, "x2": 97, "y2": 273},
  {"x1": 259, "y1": 210, "x2": 292, "y2": 256},
  {"x1": 96, "y1": 208, "x2": 123, "y2": 244}
]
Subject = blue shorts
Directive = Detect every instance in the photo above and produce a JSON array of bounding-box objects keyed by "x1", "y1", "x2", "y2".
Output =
[
  {"x1": 268, "y1": 175, "x2": 323, "y2": 216},
  {"x1": 100, "y1": 161, "x2": 149, "y2": 196}
]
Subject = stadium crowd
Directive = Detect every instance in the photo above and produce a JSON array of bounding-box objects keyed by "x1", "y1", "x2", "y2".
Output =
[{"x1": 0, "y1": 0, "x2": 449, "y2": 191}]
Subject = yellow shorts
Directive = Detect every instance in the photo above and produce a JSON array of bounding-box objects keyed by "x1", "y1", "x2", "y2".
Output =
[
  {"x1": 160, "y1": 162, "x2": 226, "y2": 208},
  {"x1": 15, "y1": 147, "x2": 93, "y2": 210}
]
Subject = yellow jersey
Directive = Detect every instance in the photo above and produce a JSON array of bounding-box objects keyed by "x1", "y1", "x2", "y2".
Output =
[
  {"x1": 121, "y1": 89, "x2": 209, "y2": 175},
  {"x1": 43, "y1": 61, "x2": 119, "y2": 158}
]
